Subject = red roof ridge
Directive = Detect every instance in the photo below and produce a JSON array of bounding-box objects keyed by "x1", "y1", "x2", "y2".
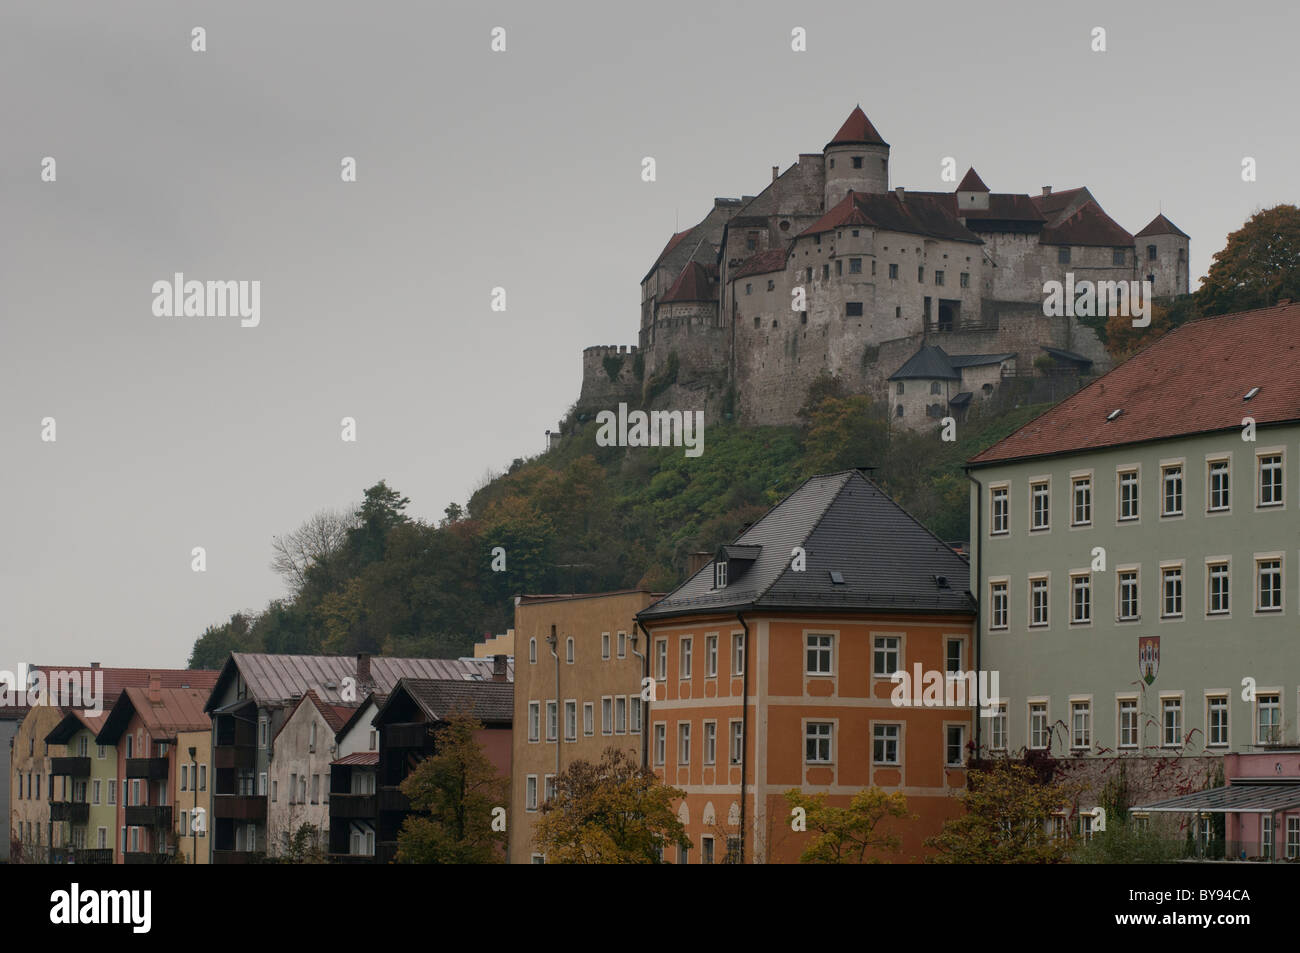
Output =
[{"x1": 956, "y1": 167, "x2": 989, "y2": 192}]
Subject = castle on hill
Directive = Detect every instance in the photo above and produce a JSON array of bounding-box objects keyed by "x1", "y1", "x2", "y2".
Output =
[{"x1": 574, "y1": 105, "x2": 1189, "y2": 430}]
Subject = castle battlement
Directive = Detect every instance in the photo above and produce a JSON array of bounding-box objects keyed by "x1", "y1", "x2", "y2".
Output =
[{"x1": 583, "y1": 344, "x2": 639, "y2": 356}]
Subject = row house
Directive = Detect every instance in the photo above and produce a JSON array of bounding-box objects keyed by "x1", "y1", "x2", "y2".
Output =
[
  {"x1": 509, "y1": 590, "x2": 661, "y2": 863},
  {"x1": 371, "y1": 671, "x2": 512, "y2": 863},
  {"x1": 202, "y1": 652, "x2": 511, "y2": 863},
  {"x1": 637, "y1": 469, "x2": 977, "y2": 863},
  {"x1": 328, "y1": 694, "x2": 386, "y2": 863},
  {"x1": 11, "y1": 665, "x2": 216, "y2": 864},
  {"x1": 266, "y1": 689, "x2": 358, "y2": 857},
  {"x1": 44, "y1": 708, "x2": 112, "y2": 863},
  {"x1": 969, "y1": 301, "x2": 1300, "y2": 852},
  {"x1": 1, "y1": 700, "x2": 30, "y2": 860},
  {"x1": 96, "y1": 682, "x2": 213, "y2": 863}
]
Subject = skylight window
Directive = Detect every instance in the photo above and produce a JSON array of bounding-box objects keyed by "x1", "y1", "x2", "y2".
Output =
[
  {"x1": 1244, "y1": 386, "x2": 1261, "y2": 401},
  {"x1": 829, "y1": 571, "x2": 845, "y2": 585},
  {"x1": 1106, "y1": 409, "x2": 1123, "y2": 422}
]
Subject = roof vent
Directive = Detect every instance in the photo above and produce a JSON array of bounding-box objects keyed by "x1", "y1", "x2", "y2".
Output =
[
  {"x1": 934, "y1": 575, "x2": 950, "y2": 589},
  {"x1": 1244, "y1": 386, "x2": 1261, "y2": 401},
  {"x1": 829, "y1": 571, "x2": 845, "y2": 585},
  {"x1": 1106, "y1": 408, "x2": 1123, "y2": 421},
  {"x1": 323, "y1": 680, "x2": 337, "y2": 690}
]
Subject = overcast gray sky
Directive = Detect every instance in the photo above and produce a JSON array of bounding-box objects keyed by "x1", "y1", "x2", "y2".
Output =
[{"x1": 2, "y1": 0, "x2": 1295, "y2": 668}]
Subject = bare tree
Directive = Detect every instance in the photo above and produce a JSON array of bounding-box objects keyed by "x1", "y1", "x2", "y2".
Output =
[{"x1": 270, "y1": 506, "x2": 359, "y2": 591}]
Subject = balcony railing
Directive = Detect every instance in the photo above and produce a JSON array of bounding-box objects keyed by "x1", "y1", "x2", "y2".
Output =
[
  {"x1": 214, "y1": 745, "x2": 256, "y2": 771},
  {"x1": 125, "y1": 757, "x2": 169, "y2": 780},
  {"x1": 124, "y1": 850, "x2": 173, "y2": 865},
  {"x1": 384, "y1": 723, "x2": 430, "y2": 749},
  {"x1": 212, "y1": 849, "x2": 259, "y2": 865},
  {"x1": 330, "y1": 793, "x2": 377, "y2": 819},
  {"x1": 124, "y1": 804, "x2": 173, "y2": 828},
  {"x1": 212, "y1": 794, "x2": 267, "y2": 820},
  {"x1": 49, "y1": 757, "x2": 91, "y2": 777},
  {"x1": 50, "y1": 801, "x2": 90, "y2": 823}
]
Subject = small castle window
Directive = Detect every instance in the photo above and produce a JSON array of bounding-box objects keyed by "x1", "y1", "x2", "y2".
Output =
[
  {"x1": 935, "y1": 270, "x2": 944, "y2": 286},
  {"x1": 845, "y1": 302, "x2": 863, "y2": 317},
  {"x1": 1113, "y1": 249, "x2": 1126, "y2": 266},
  {"x1": 850, "y1": 258, "x2": 862, "y2": 274},
  {"x1": 918, "y1": 266, "x2": 925, "y2": 282},
  {"x1": 800, "y1": 312, "x2": 807, "y2": 325},
  {"x1": 772, "y1": 319, "x2": 779, "y2": 328},
  {"x1": 747, "y1": 232, "x2": 759, "y2": 251},
  {"x1": 889, "y1": 264, "x2": 899, "y2": 279},
  {"x1": 852, "y1": 230, "x2": 860, "y2": 237},
  {"x1": 895, "y1": 307, "x2": 901, "y2": 318},
  {"x1": 767, "y1": 279, "x2": 775, "y2": 291},
  {"x1": 896, "y1": 404, "x2": 904, "y2": 418},
  {"x1": 753, "y1": 316, "x2": 760, "y2": 328},
  {"x1": 871, "y1": 260, "x2": 876, "y2": 275},
  {"x1": 829, "y1": 158, "x2": 835, "y2": 169},
  {"x1": 896, "y1": 382, "x2": 905, "y2": 395},
  {"x1": 822, "y1": 264, "x2": 829, "y2": 280},
  {"x1": 805, "y1": 268, "x2": 812, "y2": 281},
  {"x1": 815, "y1": 234, "x2": 822, "y2": 245},
  {"x1": 779, "y1": 220, "x2": 790, "y2": 232},
  {"x1": 930, "y1": 381, "x2": 942, "y2": 395},
  {"x1": 745, "y1": 283, "x2": 752, "y2": 295},
  {"x1": 1147, "y1": 244, "x2": 1157, "y2": 261},
  {"x1": 836, "y1": 260, "x2": 843, "y2": 276},
  {"x1": 960, "y1": 272, "x2": 969, "y2": 288},
  {"x1": 1058, "y1": 247, "x2": 1071, "y2": 264},
  {"x1": 852, "y1": 156, "x2": 863, "y2": 169}
]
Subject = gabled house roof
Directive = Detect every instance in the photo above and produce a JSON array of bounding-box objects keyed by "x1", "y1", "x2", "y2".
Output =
[
  {"x1": 273, "y1": 689, "x2": 358, "y2": 744},
  {"x1": 45, "y1": 708, "x2": 110, "y2": 744},
  {"x1": 889, "y1": 345, "x2": 1012, "y2": 381},
  {"x1": 1031, "y1": 186, "x2": 1093, "y2": 222},
  {"x1": 335, "y1": 692, "x2": 387, "y2": 742},
  {"x1": 825, "y1": 105, "x2": 888, "y2": 149},
  {"x1": 969, "y1": 302, "x2": 1300, "y2": 467},
  {"x1": 203, "y1": 654, "x2": 512, "y2": 713},
  {"x1": 26, "y1": 666, "x2": 218, "y2": 709},
  {"x1": 375, "y1": 678, "x2": 513, "y2": 727},
  {"x1": 96, "y1": 687, "x2": 211, "y2": 745},
  {"x1": 1038, "y1": 200, "x2": 1133, "y2": 247},
  {"x1": 1135, "y1": 213, "x2": 1190, "y2": 240},
  {"x1": 799, "y1": 191, "x2": 982, "y2": 245},
  {"x1": 638, "y1": 470, "x2": 973, "y2": 620}
]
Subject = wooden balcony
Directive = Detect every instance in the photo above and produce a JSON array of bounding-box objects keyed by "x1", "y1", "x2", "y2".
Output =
[
  {"x1": 212, "y1": 794, "x2": 266, "y2": 820},
  {"x1": 329, "y1": 793, "x2": 377, "y2": 819},
  {"x1": 124, "y1": 850, "x2": 173, "y2": 865},
  {"x1": 213, "y1": 745, "x2": 256, "y2": 771},
  {"x1": 212, "y1": 849, "x2": 258, "y2": 865},
  {"x1": 384, "y1": 723, "x2": 430, "y2": 748},
  {"x1": 125, "y1": 757, "x2": 169, "y2": 780},
  {"x1": 74, "y1": 848, "x2": 114, "y2": 865},
  {"x1": 124, "y1": 804, "x2": 173, "y2": 828},
  {"x1": 49, "y1": 756, "x2": 90, "y2": 777},
  {"x1": 50, "y1": 801, "x2": 89, "y2": 823},
  {"x1": 377, "y1": 787, "x2": 410, "y2": 813}
]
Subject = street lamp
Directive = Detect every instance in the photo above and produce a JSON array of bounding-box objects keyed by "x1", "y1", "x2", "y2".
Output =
[{"x1": 189, "y1": 746, "x2": 197, "y2": 863}]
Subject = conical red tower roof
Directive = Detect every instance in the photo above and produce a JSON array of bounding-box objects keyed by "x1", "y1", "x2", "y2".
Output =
[{"x1": 826, "y1": 106, "x2": 888, "y2": 149}]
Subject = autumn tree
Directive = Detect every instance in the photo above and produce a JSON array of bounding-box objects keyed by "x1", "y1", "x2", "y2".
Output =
[
  {"x1": 395, "y1": 708, "x2": 509, "y2": 864},
  {"x1": 784, "y1": 787, "x2": 913, "y2": 863},
  {"x1": 270, "y1": 506, "x2": 359, "y2": 592},
  {"x1": 1196, "y1": 204, "x2": 1300, "y2": 317},
  {"x1": 800, "y1": 394, "x2": 890, "y2": 476},
  {"x1": 1103, "y1": 301, "x2": 1175, "y2": 360},
  {"x1": 533, "y1": 748, "x2": 689, "y2": 864},
  {"x1": 925, "y1": 759, "x2": 1081, "y2": 863}
]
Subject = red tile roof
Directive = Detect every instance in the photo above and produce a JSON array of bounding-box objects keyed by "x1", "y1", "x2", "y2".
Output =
[
  {"x1": 826, "y1": 106, "x2": 888, "y2": 148},
  {"x1": 799, "y1": 191, "x2": 981, "y2": 244},
  {"x1": 957, "y1": 167, "x2": 989, "y2": 192},
  {"x1": 23, "y1": 666, "x2": 218, "y2": 710},
  {"x1": 731, "y1": 248, "x2": 789, "y2": 281},
  {"x1": 1038, "y1": 200, "x2": 1133, "y2": 247},
  {"x1": 98, "y1": 687, "x2": 211, "y2": 744},
  {"x1": 969, "y1": 303, "x2": 1300, "y2": 466},
  {"x1": 912, "y1": 191, "x2": 1046, "y2": 226},
  {"x1": 1031, "y1": 187, "x2": 1090, "y2": 220},
  {"x1": 661, "y1": 261, "x2": 716, "y2": 303},
  {"x1": 332, "y1": 751, "x2": 379, "y2": 767},
  {"x1": 1135, "y1": 213, "x2": 1190, "y2": 240}
]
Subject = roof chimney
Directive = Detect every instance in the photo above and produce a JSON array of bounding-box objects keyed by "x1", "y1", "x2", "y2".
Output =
[
  {"x1": 895, "y1": 186, "x2": 905, "y2": 203},
  {"x1": 1041, "y1": 186, "x2": 1052, "y2": 196},
  {"x1": 492, "y1": 654, "x2": 508, "y2": 683},
  {"x1": 355, "y1": 653, "x2": 373, "y2": 692},
  {"x1": 687, "y1": 552, "x2": 712, "y2": 577},
  {"x1": 772, "y1": 165, "x2": 779, "y2": 182},
  {"x1": 148, "y1": 675, "x2": 161, "y2": 704}
]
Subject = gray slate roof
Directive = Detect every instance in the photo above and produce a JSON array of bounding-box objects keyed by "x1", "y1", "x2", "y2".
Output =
[
  {"x1": 205, "y1": 653, "x2": 513, "y2": 712},
  {"x1": 890, "y1": 345, "x2": 1013, "y2": 381},
  {"x1": 1136, "y1": 781, "x2": 1300, "y2": 814},
  {"x1": 638, "y1": 470, "x2": 974, "y2": 620},
  {"x1": 391, "y1": 677, "x2": 514, "y2": 725}
]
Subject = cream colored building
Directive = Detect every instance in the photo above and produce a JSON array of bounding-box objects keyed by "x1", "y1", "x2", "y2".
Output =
[
  {"x1": 508, "y1": 590, "x2": 661, "y2": 864},
  {"x1": 175, "y1": 729, "x2": 211, "y2": 864}
]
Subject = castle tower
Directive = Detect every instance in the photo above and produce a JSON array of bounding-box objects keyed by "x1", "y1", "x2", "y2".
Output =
[
  {"x1": 1134, "y1": 214, "x2": 1190, "y2": 297},
  {"x1": 823, "y1": 105, "x2": 889, "y2": 209}
]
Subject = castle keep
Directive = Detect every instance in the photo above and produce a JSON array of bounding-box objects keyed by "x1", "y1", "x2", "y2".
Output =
[{"x1": 577, "y1": 106, "x2": 1189, "y2": 429}]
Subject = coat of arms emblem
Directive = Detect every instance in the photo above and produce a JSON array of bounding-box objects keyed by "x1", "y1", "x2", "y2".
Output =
[{"x1": 1139, "y1": 636, "x2": 1160, "y2": 685}]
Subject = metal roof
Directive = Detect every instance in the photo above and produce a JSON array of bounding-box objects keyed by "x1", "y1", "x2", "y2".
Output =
[
  {"x1": 639, "y1": 470, "x2": 973, "y2": 620},
  {"x1": 1135, "y1": 782, "x2": 1300, "y2": 814},
  {"x1": 382, "y1": 678, "x2": 514, "y2": 725},
  {"x1": 205, "y1": 654, "x2": 513, "y2": 712},
  {"x1": 98, "y1": 687, "x2": 211, "y2": 744},
  {"x1": 332, "y1": 752, "x2": 379, "y2": 767}
]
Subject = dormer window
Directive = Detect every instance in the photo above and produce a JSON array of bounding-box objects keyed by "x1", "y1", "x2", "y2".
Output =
[{"x1": 715, "y1": 561, "x2": 728, "y2": 589}]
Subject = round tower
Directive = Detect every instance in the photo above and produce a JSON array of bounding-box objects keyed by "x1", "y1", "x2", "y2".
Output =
[{"x1": 823, "y1": 105, "x2": 889, "y2": 208}]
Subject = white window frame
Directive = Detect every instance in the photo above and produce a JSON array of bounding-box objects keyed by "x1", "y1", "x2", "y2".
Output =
[
  {"x1": 1160, "y1": 562, "x2": 1184, "y2": 619},
  {"x1": 526, "y1": 775, "x2": 538, "y2": 812},
  {"x1": 1255, "y1": 553, "x2": 1284, "y2": 613},
  {"x1": 678, "y1": 722, "x2": 691, "y2": 765},
  {"x1": 1160, "y1": 461, "x2": 1184, "y2": 517},
  {"x1": 1070, "y1": 572, "x2": 1092, "y2": 625},
  {"x1": 1117, "y1": 566, "x2": 1140, "y2": 621},
  {"x1": 1207, "y1": 559, "x2": 1231, "y2": 616},
  {"x1": 805, "y1": 633, "x2": 834, "y2": 675},
  {"x1": 990, "y1": 484, "x2": 1009, "y2": 536},
  {"x1": 1257, "y1": 448, "x2": 1285, "y2": 509},
  {"x1": 1071, "y1": 473, "x2": 1092, "y2": 527},
  {"x1": 871, "y1": 722, "x2": 900, "y2": 765},
  {"x1": 1207, "y1": 456, "x2": 1231, "y2": 513},
  {"x1": 1029, "y1": 478, "x2": 1050, "y2": 532},
  {"x1": 1117, "y1": 466, "x2": 1140, "y2": 522},
  {"x1": 528, "y1": 701, "x2": 540, "y2": 743},
  {"x1": 1117, "y1": 697, "x2": 1138, "y2": 749},
  {"x1": 1029, "y1": 574, "x2": 1049, "y2": 627},
  {"x1": 655, "y1": 638, "x2": 667, "y2": 681},
  {"x1": 1160, "y1": 693, "x2": 1183, "y2": 747},
  {"x1": 705, "y1": 634, "x2": 718, "y2": 677},
  {"x1": 703, "y1": 721, "x2": 717, "y2": 765},
  {"x1": 1070, "y1": 698, "x2": 1092, "y2": 750},
  {"x1": 1206, "y1": 693, "x2": 1229, "y2": 747},
  {"x1": 680, "y1": 637, "x2": 693, "y2": 678},
  {"x1": 989, "y1": 578, "x2": 1009, "y2": 630},
  {"x1": 583, "y1": 702, "x2": 594, "y2": 736}
]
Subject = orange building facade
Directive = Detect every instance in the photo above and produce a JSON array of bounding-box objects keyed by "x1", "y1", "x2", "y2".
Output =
[{"x1": 643, "y1": 610, "x2": 974, "y2": 862}]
